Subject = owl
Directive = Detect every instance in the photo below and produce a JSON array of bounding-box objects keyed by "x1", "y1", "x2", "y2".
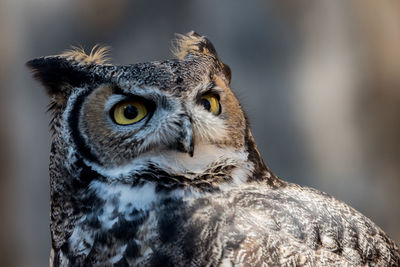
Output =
[{"x1": 28, "y1": 32, "x2": 399, "y2": 266}]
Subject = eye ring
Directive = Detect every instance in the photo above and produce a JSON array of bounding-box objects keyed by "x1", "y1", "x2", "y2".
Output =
[
  {"x1": 111, "y1": 100, "x2": 148, "y2": 125},
  {"x1": 200, "y1": 93, "x2": 221, "y2": 115}
]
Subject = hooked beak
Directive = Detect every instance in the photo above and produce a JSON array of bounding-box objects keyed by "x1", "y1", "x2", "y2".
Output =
[{"x1": 176, "y1": 116, "x2": 194, "y2": 157}]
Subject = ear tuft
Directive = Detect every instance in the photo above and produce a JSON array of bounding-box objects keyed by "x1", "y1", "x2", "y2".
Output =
[
  {"x1": 26, "y1": 56, "x2": 91, "y2": 98},
  {"x1": 172, "y1": 31, "x2": 218, "y2": 60},
  {"x1": 172, "y1": 31, "x2": 231, "y2": 84},
  {"x1": 59, "y1": 45, "x2": 111, "y2": 65}
]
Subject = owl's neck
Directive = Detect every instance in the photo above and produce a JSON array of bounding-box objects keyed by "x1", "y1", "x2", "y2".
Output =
[
  {"x1": 82, "y1": 144, "x2": 254, "y2": 189},
  {"x1": 70, "y1": 128, "x2": 279, "y2": 191}
]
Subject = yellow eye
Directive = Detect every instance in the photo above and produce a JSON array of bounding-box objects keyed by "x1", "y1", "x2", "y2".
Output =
[
  {"x1": 112, "y1": 100, "x2": 148, "y2": 125},
  {"x1": 201, "y1": 94, "x2": 221, "y2": 115}
]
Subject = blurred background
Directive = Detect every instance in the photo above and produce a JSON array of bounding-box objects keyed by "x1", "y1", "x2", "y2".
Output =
[{"x1": 0, "y1": 0, "x2": 399, "y2": 266}]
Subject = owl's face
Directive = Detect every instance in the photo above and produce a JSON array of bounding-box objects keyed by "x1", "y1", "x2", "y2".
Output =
[
  {"x1": 28, "y1": 32, "x2": 248, "y2": 175},
  {"x1": 75, "y1": 72, "x2": 245, "y2": 169}
]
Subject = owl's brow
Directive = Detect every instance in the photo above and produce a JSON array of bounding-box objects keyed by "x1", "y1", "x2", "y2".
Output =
[
  {"x1": 107, "y1": 85, "x2": 172, "y2": 113},
  {"x1": 110, "y1": 85, "x2": 162, "y2": 100},
  {"x1": 110, "y1": 85, "x2": 128, "y2": 95},
  {"x1": 196, "y1": 82, "x2": 223, "y2": 97}
]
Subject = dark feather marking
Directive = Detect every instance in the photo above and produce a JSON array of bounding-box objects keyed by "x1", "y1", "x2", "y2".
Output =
[
  {"x1": 157, "y1": 197, "x2": 188, "y2": 247},
  {"x1": 93, "y1": 230, "x2": 114, "y2": 247},
  {"x1": 182, "y1": 223, "x2": 202, "y2": 260},
  {"x1": 176, "y1": 76, "x2": 183, "y2": 84},
  {"x1": 60, "y1": 239, "x2": 70, "y2": 254},
  {"x1": 134, "y1": 163, "x2": 236, "y2": 192},
  {"x1": 53, "y1": 249, "x2": 63, "y2": 267},
  {"x1": 47, "y1": 101, "x2": 64, "y2": 136},
  {"x1": 68, "y1": 91, "x2": 100, "y2": 163},
  {"x1": 26, "y1": 57, "x2": 92, "y2": 96},
  {"x1": 84, "y1": 213, "x2": 101, "y2": 229},
  {"x1": 150, "y1": 252, "x2": 175, "y2": 267},
  {"x1": 124, "y1": 239, "x2": 141, "y2": 259},
  {"x1": 158, "y1": 210, "x2": 181, "y2": 243},
  {"x1": 113, "y1": 257, "x2": 129, "y2": 267},
  {"x1": 110, "y1": 214, "x2": 148, "y2": 241},
  {"x1": 74, "y1": 159, "x2": 105, "y2": 189}
]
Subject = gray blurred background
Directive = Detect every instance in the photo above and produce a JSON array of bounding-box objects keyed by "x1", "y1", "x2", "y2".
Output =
[{"x1": 0, "y1": 0, "x2": 399, "y2": 266}]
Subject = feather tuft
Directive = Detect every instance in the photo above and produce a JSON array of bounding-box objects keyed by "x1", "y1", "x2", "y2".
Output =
[
  {"x1": 172, "y1": 31, "x2": 217, "y2": 59},
  {"x1": 59, "y1": 45, "x2": 111, "y2": 65}
]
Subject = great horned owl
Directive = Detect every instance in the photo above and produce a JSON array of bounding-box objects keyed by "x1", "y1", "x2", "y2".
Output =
[{"x1": 27, "y1": 32, "x2": 399, "y2": 266}]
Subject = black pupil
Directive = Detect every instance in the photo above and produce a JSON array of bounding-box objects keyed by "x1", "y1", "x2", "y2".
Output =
[
  {"x1": 123, "y1": 105, "x2": 138, "y2": 120},
  {"x1": 201, "y1": 99, "x2": 211, "y2": 111}
]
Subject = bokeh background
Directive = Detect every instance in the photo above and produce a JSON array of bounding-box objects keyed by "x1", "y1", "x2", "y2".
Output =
[{"x1": 0, "y1": 0, "x2": 399, "y2": 266}]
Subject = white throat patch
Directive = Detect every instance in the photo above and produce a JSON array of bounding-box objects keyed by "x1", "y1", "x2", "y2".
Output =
[{"x1": 84, "y1": 144, "x2": 250, "y2": 180}]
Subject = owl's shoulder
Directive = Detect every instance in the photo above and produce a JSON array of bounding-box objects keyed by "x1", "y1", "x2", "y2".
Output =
[{"x1": 210, "y1": 182, "x2": 400, "y2": 265}]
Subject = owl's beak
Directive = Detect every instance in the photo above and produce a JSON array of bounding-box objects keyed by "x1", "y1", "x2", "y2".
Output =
[{"x1": 176, "y1": 116, "x2": 194, "y2": 157}]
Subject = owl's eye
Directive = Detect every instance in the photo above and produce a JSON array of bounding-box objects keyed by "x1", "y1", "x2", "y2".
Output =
[
  {"x1": 112, "y1": 100, "x2": 148, "y2": 125},
  {"x1": 201, "y1": 94, "x2": 221, "y2": 115}
]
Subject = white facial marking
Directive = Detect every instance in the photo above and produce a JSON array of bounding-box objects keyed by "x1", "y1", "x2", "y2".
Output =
[{"x1": 85, "y1": 145, "x2": 249, "y2": 180}]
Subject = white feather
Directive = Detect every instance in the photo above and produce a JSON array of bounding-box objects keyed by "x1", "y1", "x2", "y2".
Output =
[{"x1": 85, "y1": 145, "x2": 249, "y2": 180}]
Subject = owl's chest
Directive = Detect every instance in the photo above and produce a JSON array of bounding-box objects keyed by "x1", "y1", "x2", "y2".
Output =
[{"x1": 63, "y1": 182, "x2": 218, "y2": 265}]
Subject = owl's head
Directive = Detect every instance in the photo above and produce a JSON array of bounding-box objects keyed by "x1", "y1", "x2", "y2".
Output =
[{"x1": 28, "y1": 32, "x2": 266, "y2": 183}]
